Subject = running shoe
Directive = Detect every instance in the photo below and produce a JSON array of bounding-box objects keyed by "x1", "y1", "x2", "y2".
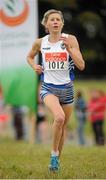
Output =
[{"x1": 49, "y1": 155, "x2": 60, "y2": 171}]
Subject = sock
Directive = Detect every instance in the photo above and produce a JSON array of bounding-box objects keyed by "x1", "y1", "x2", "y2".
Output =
[{"x1": 51, "y1": 150, "x2": 59, "y2": 157}]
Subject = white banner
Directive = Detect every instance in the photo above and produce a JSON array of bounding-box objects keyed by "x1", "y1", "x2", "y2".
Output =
[
  {"x1": 0, "y1": 0, "x2": 38, "y2": 110},
  {"x1": 0, "y1": 0, "x2": 38, "y2": 69}
]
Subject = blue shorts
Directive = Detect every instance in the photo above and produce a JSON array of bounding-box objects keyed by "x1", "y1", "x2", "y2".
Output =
[{"x1": 40, "y1": 82, "x2": 74, "y2": 105}]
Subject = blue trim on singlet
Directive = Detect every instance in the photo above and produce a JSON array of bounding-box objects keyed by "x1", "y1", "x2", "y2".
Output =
[
  {"x1": 43, "y1": 82, "x2": 72, "y2": 89},
  {"x1": 70, "y1": 69, "x2": 75, "y2": 81},
  {"x1": 69, "y1": 58, "x2": 75, "y2": 81},
  {"x1": 40, "y1": 59, "x2": 44, "y2": 81},
  {"x1": 40, "y1": 72, "x2": 44, "y2": 81}
]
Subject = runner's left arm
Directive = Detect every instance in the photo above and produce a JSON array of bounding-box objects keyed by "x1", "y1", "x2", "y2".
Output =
[{"x1": 60, "y1": 35, "x2": 85, "y2": 71}]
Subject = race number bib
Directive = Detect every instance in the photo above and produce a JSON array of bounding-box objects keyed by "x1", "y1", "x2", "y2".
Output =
[{"x1": 45, "y1": 52, "x2": 68, "y2": 70}]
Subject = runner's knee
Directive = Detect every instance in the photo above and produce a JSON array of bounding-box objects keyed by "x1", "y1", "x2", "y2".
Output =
[{"x1": 54, "y1": 113, "x2": 65, "y2": 127}]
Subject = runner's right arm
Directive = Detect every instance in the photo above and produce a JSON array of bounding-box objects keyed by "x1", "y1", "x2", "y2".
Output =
[{"x1": 27, "y1": 38, "x2": 43, "y2": 74}]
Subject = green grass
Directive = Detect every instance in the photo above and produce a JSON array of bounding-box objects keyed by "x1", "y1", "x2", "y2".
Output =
[
  {"x1": 0, "y1": 80, "x2": 106, "y2": 178},
  {"x1": 0, "y1": 139, "x2": 106, "y2": 179}
]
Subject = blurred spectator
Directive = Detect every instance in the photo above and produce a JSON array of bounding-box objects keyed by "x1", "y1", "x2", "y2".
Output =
[
  {"x1": 36, "y1": 82, "x2": 49, "y2": 143},
  {"x1": 88, "y1": 89, "x2": 106, "y2": 145},
  {"x1": 74, "y1": 91, "x2": 87, "y2": 145},
  {"x1": 12, "y1": 106, "x2": 24, "y2": 140},
  {"x1": 0, "y1": 85, "x2": 9, "y2": 137}
]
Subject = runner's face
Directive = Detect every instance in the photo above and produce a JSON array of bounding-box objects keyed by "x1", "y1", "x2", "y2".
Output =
[{"x1": 45, "y1": 13, "x2": 63, "y2": 33}]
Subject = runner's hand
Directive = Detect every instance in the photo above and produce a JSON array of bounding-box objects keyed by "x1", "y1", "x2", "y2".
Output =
[
  {"x1": 59, "y1": 36, "x2": 72, "y2": 52},
  {"x1": 33, "y1": 64, "x2": 43, "y2": 74}
]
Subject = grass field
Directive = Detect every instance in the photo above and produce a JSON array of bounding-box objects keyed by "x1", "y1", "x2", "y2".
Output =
[
  {"x1": 0, "y1": 139, "x2": 106, "y2": 179},
  {"x1": 0, "y1": 80, "x2": 106, "y2": 179}
]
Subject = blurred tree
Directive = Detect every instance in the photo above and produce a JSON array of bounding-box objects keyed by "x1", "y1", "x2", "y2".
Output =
[
  {"x1": 38, "y1": 0, "x2": 106, "y2": 78},
  {"x1": 77, "y1": 11, "x2": 105, "y2": 62}
]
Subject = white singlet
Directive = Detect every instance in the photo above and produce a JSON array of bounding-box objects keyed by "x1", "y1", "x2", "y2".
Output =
[{"x1": 41, "y1": 33, "x2": 74, "y2": 85}]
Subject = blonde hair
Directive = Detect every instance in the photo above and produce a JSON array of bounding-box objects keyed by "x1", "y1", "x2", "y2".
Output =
[{"x1": 41, "y1": 9, "x2": 64, "y2": 26}]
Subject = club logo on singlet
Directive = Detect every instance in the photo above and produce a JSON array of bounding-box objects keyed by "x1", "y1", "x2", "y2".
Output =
[
  {"x1": 60, "y1": 42, "x2": 66, "y2": 50},
  {"x1": 45, "y1": 52, "x2": 68, "y2": 70}
]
